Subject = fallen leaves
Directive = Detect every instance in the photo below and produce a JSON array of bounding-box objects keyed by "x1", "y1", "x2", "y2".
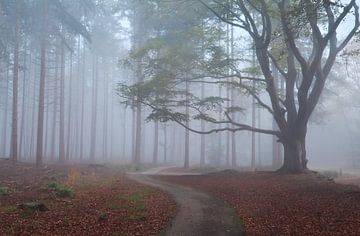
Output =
[
  {"x1": 158, "y1": 172, "x2": 360, "y2": 236},
  {"x1": 0, "y1": 161, "x2": 176, "y2": 236}
]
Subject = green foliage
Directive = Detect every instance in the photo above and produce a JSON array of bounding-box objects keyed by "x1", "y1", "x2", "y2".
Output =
[
  {"x1": 19, "y1": 202, "x2": 48, "y2": 218},
  {"x1": 0, "y1": 205, "x2": 17, "y2": 213},
  {"x1": 0, "y1": 186, "x2": 9, "y2": 195},
  {"x1": 0, "y1": 185, "x2": 15, "y2": 196},
  {"x1": 46, "y1": 182, "x2": 74, "y2": 198},
  {"x1": 125, "y1": 214, "x2": 146, "y2": 221},
  {"x1": 98, "y1": 212, "x2": 109, "y2": 221}
]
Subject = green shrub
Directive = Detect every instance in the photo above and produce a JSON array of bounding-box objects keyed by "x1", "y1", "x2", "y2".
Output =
[
  {"x1": 98, "y1": 212, "x2": 109, "y2": 221},
  {"x1": 47, "y1": 182, "x2": 74, "y2": 198},
  {"x1": 0, "y1": 186, "x2": 9, "y2": 195}
]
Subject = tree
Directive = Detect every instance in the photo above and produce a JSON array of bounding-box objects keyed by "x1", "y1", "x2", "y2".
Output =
[
  {"x1": 120, "y1": 0, "x2": 359, "y2": 173},
  {"x1": 10, "y1": 0, "x2": 20, "y2": 165},
  {"x1": 198, "y1": 0, "x2": 360, "y2": 173}
]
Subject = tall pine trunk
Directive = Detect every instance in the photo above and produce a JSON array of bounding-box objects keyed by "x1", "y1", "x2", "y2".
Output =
[
  {"x1": 89, "y1": 54, "x2": 98, "y2": 161},
  {"x1": 50, "y1": 47, "x2": 59, "y2": 161},
  {"x1": 184, "y1": 81, "x2": 190, "y2": 168},
  {"x1": 19, "y1": 39, "x2": 29, "y2": 160},
  {"x1": 102, "y1": 61, "x2": 109, "y2": 160},
  {"x1": 58, "y1": 42, "x2": 65, "y2": 163},
  {"x1": 1, "y1": 61, "x2": 10, "y2": 157},
  {"x1": 36, "y1": 0, "x2": 48, "y2": 167},
  {"x1": 66, "y1": 52, "x2": 73, "y2": 161},
  {"x1": 200, "y1": 83, "x2": 205, "y2": 166},
  {"x1": 10, "y1": 0, "x2": 20, "y2": 165},
  {"x1": 79, "y1": 41, "x2": 86, "y2": 160}
]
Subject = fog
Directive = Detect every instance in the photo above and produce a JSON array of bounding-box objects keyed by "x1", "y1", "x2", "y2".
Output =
[{"x1": 0, "y1": 0, "x2": 359, "y2": 173}]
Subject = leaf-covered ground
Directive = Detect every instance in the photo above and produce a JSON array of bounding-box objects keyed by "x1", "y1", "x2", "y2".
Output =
[
  {"x1": 157, "y1": 171, "x2": 360, "y2": 236},
  {"x1": 0, "y1": 160, "x2": 176, "y2": 236}
]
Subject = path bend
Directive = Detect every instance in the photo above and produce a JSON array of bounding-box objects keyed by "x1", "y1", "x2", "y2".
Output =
[{"x1": 128, "y1": 173, "x2": 244, "y2": 236}]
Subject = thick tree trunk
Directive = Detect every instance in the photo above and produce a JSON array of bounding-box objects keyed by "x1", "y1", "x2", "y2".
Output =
[
  {"x1": 36, "y1": 0, "x2": 48, "y2": 167},
  {"x1": 279, "y1": 135, "x2": 307, "y2": 174}
]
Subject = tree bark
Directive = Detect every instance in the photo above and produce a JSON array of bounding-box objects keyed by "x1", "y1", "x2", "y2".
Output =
[
  {"x1": 66, "y1": 52, "x2": 73, "y2": 161},
  {"x1": 184, "y1": 81, "x2": 190, "y2": 168},
  {"x1": 1, "y1": 61, "x2": 10, "y2": 158},
  {"x1": 200, "y1": 83, "x2": 205, "y2": 166},
  {"x1": 10, "y1": 0, "x2": 20, "y2": 164},
  {"x1": 59, "y1": 42, "x2": 65, "y2": 163},
  {"x1": 36, "y1": 0, "x2": 48, "y2": 167},
  {"x1": 153, "y1": 121, "x2": 159, "y2": 164},
  {"x1": 163, "y1": 124, "x2": 167, "y2": 163},
  {"x1": 50, "y1": 47, "x2": 59, "y2": 161},
  {"x1": 102, "y1": 61, "x2": 109, "y2": 160},
  {"x1": 19, "y1": 38, "x2": 28, "y2": 160},
  {"x1": 89, "y1": 54, "x2": 98, "y2": 161},
  {"x1": 79, "y1": 40, "x2": 86, "y2": 160},
  {"x1": 279, "y1": 136, "x2": 307, "y2": 174}
]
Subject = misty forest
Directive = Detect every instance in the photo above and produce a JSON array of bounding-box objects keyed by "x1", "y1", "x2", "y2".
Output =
[{"x1": 1, "y1": 0, "x2": 360, "y2": 235}]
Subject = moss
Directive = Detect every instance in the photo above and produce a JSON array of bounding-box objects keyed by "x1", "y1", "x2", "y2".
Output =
[{"x1": 46, "y1": 182, "x2": 74, "y2": 198}]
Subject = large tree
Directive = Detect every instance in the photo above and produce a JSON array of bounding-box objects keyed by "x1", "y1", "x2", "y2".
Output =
[
  {"x1": 120, "y1": 0, "x2": 359, "y2": 173},
  {"x1": 198, "y1": 0, "x2": 360, "y2": 173}
]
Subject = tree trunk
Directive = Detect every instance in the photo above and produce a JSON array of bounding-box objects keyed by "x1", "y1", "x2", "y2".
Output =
[
  {"x1": 1, "y1": 61, "x2": 10, "y2": 158},
  {"x1": 10, "y1": 0, "x2": 20, "y2": 165},
  {"x1": 153, "y1": 121, "x2": 159, "y2": 164},
  {"x1": 184, "y1": 81, "x2": 190, "y2": 169},
  {"x1": 102, "y1": 61, "x2": 108, "y2": 160},
  {"x1": 279, "y1": 135, "x2": 307, "y2": 174},
  {"x1": 200, "y1": 83, "x2": 205, "y2": 166},
  {"x1": 50, "y1": 47, "x2": 59, "y2": 161},
  {"x1": 36, "y1": 0, "x2": 48, "y2": 167},
  {"x1": 19, "y1": 38, "x2": 28, "y2": 160},
  {"x1": 59, "y1": 42, "x2": 65, "y2": 163},
  {"x1": 79, "y1": 40, "x2": 86, "y2": 160},
  {"x1": 163, "y1": 124, "x2": 167, "y2": 163},
  {"x1": 66, "y1": 52, "x2": 73, "y2": 161},
  {"x1": 89, "y1": 54, "x2": 98, "y2": 161}
]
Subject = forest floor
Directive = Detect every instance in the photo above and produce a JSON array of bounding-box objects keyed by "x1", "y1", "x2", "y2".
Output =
[
  {"x1": 154, "y1": 169, "x2": 360, "y2": 236},
  {"x1": 0, "y1": 159, "x2": 176, "y2": 236}
]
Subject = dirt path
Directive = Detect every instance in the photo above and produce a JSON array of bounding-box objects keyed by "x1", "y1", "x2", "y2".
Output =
[{"x1": 128, "y1": 172, "x2": 244, "y2": 236}]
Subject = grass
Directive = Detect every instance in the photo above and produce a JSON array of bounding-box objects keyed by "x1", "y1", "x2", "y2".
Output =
[
  {"x1": 46, "y1": 182, "x2": 74, "y2": 198},
  {"x1": 0, "y1": 205, "x2": 17, "y2": 213},
  {"x1": 124, "y1": 214, "x2": 146, "y2": 221},
  {"x1": 106, "y1": 189, "x2": 152, "y2": 212},
  {"x1": 343, "y1": 185, "x2": 360, "y2": 194},
  {"x1": 0, "y1": 185, "x2": 14, "y2": 196},
  {"x1": 98, "y1": 212, "x2": 109, "y2": 221}
]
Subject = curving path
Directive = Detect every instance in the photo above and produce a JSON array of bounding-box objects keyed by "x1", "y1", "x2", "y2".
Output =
[{"x1": 128, "y1": 168, "x2": 244, "y2": 236}]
